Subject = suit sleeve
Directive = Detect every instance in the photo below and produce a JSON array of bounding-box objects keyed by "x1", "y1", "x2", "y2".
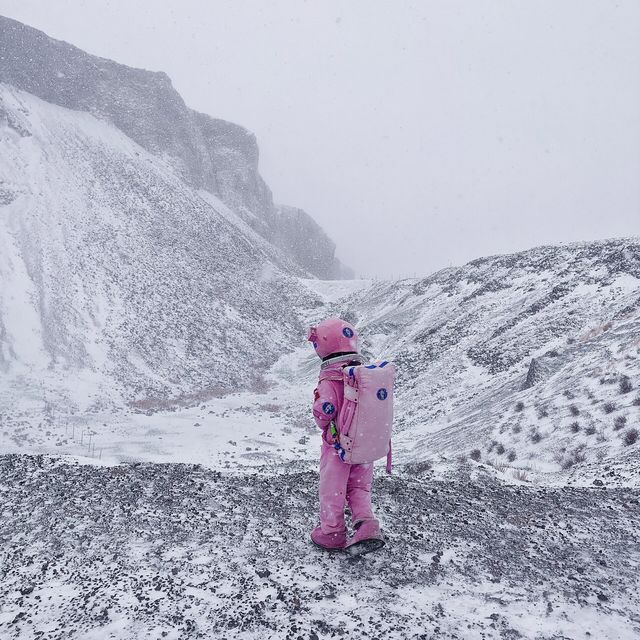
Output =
[{"x1": 312, "y1": 379, "x2": 340, "y2": 432}]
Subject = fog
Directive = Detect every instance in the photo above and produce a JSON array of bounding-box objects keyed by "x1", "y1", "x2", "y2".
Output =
[{"x1": 3, "y1": 0, "x2": 639, "y2": 277}]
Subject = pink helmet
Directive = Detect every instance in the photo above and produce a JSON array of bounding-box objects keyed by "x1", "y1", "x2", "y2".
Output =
[{"x1": 307, "y1": 317, "x2": 359, "y2": 359}]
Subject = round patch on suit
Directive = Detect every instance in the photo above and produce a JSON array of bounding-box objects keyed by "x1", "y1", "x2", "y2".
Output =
[
  {"x1": 377, "y1": 388, "x2": 388, "y2": 400},
  {"x1": 322, "y1": 402, "x2": 336, "y2": 415},
  {"x1": 342, "y1": 327, "x2": 354, "y2": 338}
]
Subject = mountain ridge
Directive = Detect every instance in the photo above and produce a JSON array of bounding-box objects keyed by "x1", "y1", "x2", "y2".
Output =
[{"x1": 0, "y1": 14, "x2": 352, "y2": 279}]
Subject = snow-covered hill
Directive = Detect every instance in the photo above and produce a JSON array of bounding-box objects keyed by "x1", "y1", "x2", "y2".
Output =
[
  {"x1": 0, "y1": 84, "x2": 317, "y2": 412},
  {"x1": 331, "y1": 239, "x2": 640, "y2": 481},
  {"x1": 3, "y1": 202, "x2": 638, "y2": 486}
]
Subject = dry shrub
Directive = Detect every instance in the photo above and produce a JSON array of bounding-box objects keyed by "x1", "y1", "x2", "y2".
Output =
[
  {"x1": 613, "y1": 415, "x2": 627, "y2": 431},
  {"x1": 619, "y1": 376, "x2": 633, "y2": 394},
  {"x1": 490, "y1": 459, "x2": 508, "y2": 472},
  {"x1": 624, "y1": 428, "x2": 638, "y2": 446},
  {"x1": 537, "y1": 405, "x2": 549, "y2": 419},
  {"x1": 512, "y1": 469, "x2": 529, "y2": 482}
]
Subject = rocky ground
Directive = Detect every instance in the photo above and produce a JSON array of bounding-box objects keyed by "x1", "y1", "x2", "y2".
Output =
[{"x1": 1, "y1": 455, "x2": 638, "y2": 640}]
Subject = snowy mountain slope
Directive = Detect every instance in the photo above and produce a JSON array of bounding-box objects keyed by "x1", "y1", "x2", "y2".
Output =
[
  {"x1": 0, "y1": 84, "x2": 318, "y2": 411},
  {"x1": 2, "y1": 216, "x2": 637, "y2": 486},
  {"x1": 0, "y1": 15, "x2": 351, "y2": 279},
  {"x1": 331, "y1": 239, "x2": 640, "y2": 478}
]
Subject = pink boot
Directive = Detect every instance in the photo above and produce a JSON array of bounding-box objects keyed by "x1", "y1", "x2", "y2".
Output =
[
  {"x1": 311, "y1": 526, "x2": 347, "y2": 551},
  {"x1": 345, "y1": 519, "x2": 385, "y2": 556}
]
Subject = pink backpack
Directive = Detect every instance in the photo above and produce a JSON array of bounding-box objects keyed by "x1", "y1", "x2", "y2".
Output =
[{"x1": 334, "y1": 361, "x2": 396, "y2": 474}]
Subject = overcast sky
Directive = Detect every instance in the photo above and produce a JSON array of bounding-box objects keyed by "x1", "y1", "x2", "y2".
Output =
[{"x1": 2, "y1": 1, "x2": 639, "y2": 277}]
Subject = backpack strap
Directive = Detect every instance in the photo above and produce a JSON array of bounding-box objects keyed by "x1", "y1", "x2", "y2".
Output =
[
  {"x1": 386, "y1": 440, "x2": 392, "y2": 475},
  {"x1": 343, "y1": 385, "x2": 358, "y2": 402},
  {"x1": 339, "y1": 372, "x2": 359, "y2": 436}
]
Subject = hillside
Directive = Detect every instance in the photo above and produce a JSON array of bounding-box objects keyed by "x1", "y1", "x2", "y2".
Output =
[
  {"x1": 331, "y1": 239, "x2": 640, "y2": 480},
  {"x1": 2, "y1": 226, "x2": 638, "y2": 485},
  {"x1": 0, "y1": 84, "x2": 317, "y2": 411}
]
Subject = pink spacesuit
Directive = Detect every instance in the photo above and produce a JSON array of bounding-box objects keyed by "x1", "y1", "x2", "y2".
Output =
[{"x1": 307, "y1": 318, "x2": 384, "y2": 553}]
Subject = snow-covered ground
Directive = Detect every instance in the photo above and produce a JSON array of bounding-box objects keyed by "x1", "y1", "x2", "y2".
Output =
[
  {"x1": 299, "y1": 277, "x2": 374, "y2": 304},
  {"x1": 2, "y1": 271, "x2": 639, "y2": 639},
  {"x1": 1, "y1": 456, "x2": 639, "y2": 640}
]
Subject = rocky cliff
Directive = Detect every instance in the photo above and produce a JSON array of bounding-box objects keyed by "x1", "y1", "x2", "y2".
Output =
[
  {"x1": 0, "y1": 15, "x2": 349, "y2": 278},
  {"x1": 273, "y1": 205, "x2": 354, "y2": 279}
]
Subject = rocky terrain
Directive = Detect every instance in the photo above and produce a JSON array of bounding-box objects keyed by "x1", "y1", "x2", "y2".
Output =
[
  {"x1": 1, "y1": 455, "x2": 638, "y2": 640},
  {"x1": 330, "y1": 239, "x2": 640, "y2": 478},
  {"x1": 0, "y1": 15, "x2": 350, "y2": 279}
]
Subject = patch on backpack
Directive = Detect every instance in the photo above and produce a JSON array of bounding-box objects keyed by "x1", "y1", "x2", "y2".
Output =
[
  {"x1": 376, "y1": 388, "x2": 388, "y2": 400},
  {"x1": 342, "y1": 327, "x2": 354, "y2": 338},
  {"x1": 322, "y1": 402, "x2": 336, "y2": 415}
]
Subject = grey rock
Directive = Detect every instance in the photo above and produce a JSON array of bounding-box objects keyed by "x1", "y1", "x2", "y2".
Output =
[
  {"x1": 273, "y1": 205, "x2": 353, "y2": 279},
  {"x1": 522, "y1": 357, "x2": 539, "y2": 390}
]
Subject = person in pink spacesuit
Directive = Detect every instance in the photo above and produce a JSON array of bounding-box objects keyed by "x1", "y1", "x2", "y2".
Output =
[{"x1": 307, "y1": 317, "x2": 384, "y2": 554}]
